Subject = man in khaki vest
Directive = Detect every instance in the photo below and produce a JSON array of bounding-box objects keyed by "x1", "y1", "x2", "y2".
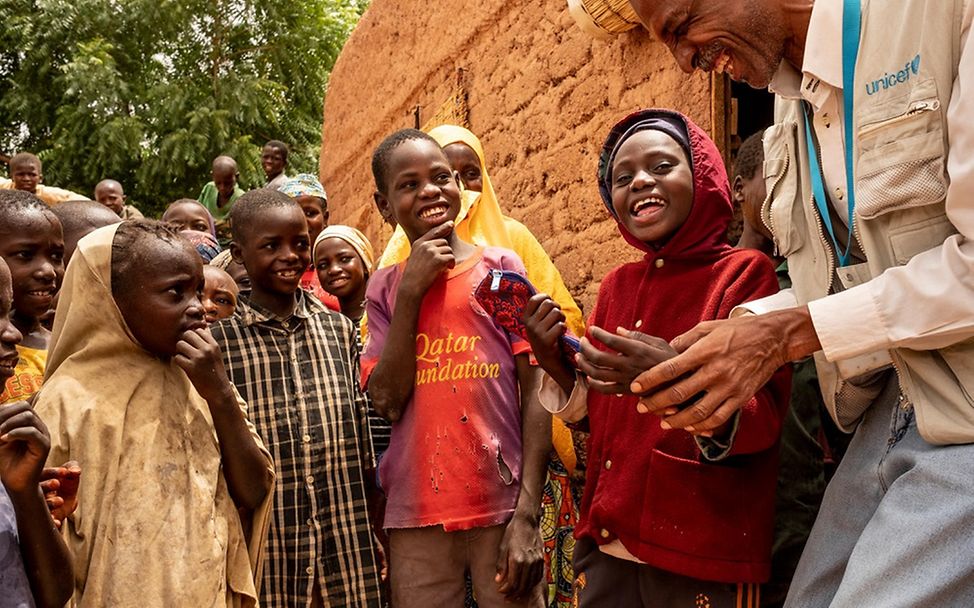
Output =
[{"x1": 569, "y1": 0, "x2": 974, "y2": 605}]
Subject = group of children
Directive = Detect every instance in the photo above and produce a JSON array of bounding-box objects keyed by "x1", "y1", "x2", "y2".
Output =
[{"x1": 0, "y1": 109, "x2": 824, "y2": 608}]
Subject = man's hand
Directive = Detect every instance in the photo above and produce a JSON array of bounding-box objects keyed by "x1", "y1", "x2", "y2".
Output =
[
  {"x1": 576, "y1": 326, "x2": 678, "y2": 395},
  {"x1": 175, "y1": 327, "x2": 235, "y2": 405},
  {"x1": 400, "y1": 221, "x2": 455, "y2": 298},
  {"x1": 631, "y1": 307, "x2": 820, "y2": 432},
  {"x1": 495, "y1": 513, "x2": 544, "y2": 601},
  {"x1": 0, "y1": 401, "x2": 51, "y2": 497},
  {"x1": 40, "y1": 462, "x2": 81, "y2": 529}
]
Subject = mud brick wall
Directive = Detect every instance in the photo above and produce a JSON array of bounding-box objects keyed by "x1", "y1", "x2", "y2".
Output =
[{"x1": 320, "y1": 0, "x2": 715, "y2": 311}]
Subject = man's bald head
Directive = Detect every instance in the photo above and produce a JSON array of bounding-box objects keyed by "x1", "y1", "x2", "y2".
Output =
[{"x1": 626, "y1": 0, "x2": 805, "y2": 89}]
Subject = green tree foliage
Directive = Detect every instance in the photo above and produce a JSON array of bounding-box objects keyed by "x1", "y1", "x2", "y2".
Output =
[{"x1": 0, "y1": 0, "x2": 366, "y2": 216}]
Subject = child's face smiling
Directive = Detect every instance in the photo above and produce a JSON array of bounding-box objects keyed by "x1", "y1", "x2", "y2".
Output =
[
  {"x1": 0, "y1": 260, "x2": 24, "y2": 380},
  {"x1": 0, "y1": 210, "x2": 65, "y2": 328},
  {"x1": 295, "y1": 195, "x2": 328, "y2": 246},
  {"x1": 379, "y1": 139, "x2": 462, "y2": 243},
  {"x1": 11, "y1": 161, "x2": 41, "y2": 193},
  {"x1": 610, "y1": 130, "x2": 694, "y2": 246},
  {"x1": 232, "y1": 205, "x2": 311, "y2": 303},
  {"x1": 163, "y1": 201, "x2": 212, "y2": 233},
  {"x1": 202, "y1": 265, "x2": 239, "y2": 325},
  {"x1": 442, "y1": 143, "x2": 483, "y2": 193},
  {"x1": 94, "y1": 182, "x2": 126, "y2": 214},
  {"x1": 315, "y1": 237, "x2": 367, "y2": 300},
  {"x1": 116, "y1": 239, "x2": 206, "y2": 358}
]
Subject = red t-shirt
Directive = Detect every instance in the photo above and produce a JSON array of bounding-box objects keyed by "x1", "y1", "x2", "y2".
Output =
[{"x1": 363, "y1": 247, "x2": 530, "y2": 530}]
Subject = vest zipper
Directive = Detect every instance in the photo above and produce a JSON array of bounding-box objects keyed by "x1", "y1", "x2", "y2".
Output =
[
  {"x1": 858, "y1": 98, "x2": 941, "y2": 138},
  {"x1": 764, "y1": 150, "x2": 790, "y2": 258}
]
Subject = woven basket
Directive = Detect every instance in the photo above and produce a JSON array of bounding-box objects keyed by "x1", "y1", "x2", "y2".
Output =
[{"x1": 567, "y1": 0, "x2": 640, "y2": 38}]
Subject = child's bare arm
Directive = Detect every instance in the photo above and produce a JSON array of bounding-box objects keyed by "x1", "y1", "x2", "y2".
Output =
[
  {"x1": 369, "y1": 222, "x2": 455, "y2": 422},
  {"x1": 0, "y1": 401, "x2": 74, "y2": 608},
  {"x1": 495, "y1": 354, "x2": 549, "y2": 601},
  {"x1": 175, "y1": 328, "x2": 273, "y2": 511}
]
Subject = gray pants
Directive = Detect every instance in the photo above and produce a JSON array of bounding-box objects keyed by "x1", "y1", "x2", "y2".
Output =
[{"x1": 785, "y1": 378, "x2": 974, "y2": 607}]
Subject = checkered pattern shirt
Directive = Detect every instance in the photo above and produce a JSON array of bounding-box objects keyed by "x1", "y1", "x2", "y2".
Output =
[{"x1": 211, "y1": 292, "x2": 382, "y2": 608}]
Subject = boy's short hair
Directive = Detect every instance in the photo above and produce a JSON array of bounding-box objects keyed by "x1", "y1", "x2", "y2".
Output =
[
  {"x1": 734, "y1": 131, "x2": 765, "y2": 181},
  {"x1": 265, "y1": 140, "x2": 289, "y2": 162},
  {"x1": 9, "y1": 152, "x2": 41, "y2": 171},
  {"x1": 111, "y1": 220, "x2": 185, "y2": 296},
  {"x1": 0, "y1": 189, "x2": 47, "y2": 214},
  {"x1": 371, "y1": 129, "x2": 440, "y2": 194},
  {"x1": 228, "y1": 188, "x2": 299, "y2": 243}
]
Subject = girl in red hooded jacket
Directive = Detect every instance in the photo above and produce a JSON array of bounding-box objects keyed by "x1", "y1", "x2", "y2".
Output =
[{"x1": 523, "y1": 109, "x2": 791, "y2": 608}]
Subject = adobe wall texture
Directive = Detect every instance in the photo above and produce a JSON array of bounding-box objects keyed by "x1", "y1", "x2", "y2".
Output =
[{"x1": 320, "y1": 0, "x2": 714, "y2": 310}]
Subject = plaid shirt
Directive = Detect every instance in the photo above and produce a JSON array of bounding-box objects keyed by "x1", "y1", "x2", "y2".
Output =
[{"x1": 211, "y1": 292, "x2": 382, "y2": 608}]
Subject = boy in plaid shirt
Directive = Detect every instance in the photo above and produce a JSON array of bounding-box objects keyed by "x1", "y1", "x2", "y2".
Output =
[{"x1": 211, "y1": 189, "x2": 382, "y2": 607}]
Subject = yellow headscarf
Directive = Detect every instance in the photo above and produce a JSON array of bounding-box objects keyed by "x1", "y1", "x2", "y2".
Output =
[
  {"x1": 35, "y1": 224, "x2": 274, "y2": 607},
  {"x1": 377, "y1": 125, "x2": 584, "y2": 473}
]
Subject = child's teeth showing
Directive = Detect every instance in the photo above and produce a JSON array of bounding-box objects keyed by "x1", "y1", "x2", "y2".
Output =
[
  {"x1": 632, "y1": 198, "x2": 664, "y2": 217},
  {"x1": 420, "y1": 205, "x2": 448, "y2": 220}
]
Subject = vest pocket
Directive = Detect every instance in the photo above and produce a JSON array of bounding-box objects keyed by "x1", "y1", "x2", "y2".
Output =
[
  {"x1": 761, "y1": 121, "x2": 805, "y2": 256},
  {"x1": 857, "y1": 128, "x2": 947, "y2": 220}
]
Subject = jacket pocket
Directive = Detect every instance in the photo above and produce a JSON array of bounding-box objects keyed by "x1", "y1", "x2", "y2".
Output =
[
  {"x1": 761, "y1": 121, "x2": 805, "y2": 256},
  {"x1": 641, "y1": 448, "x2": 776, "y2": 563}
]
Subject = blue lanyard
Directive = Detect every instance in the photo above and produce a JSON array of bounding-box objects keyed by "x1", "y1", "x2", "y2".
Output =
[{"x1": 802, "y1": 0, "x2": 861, "y2": 267}]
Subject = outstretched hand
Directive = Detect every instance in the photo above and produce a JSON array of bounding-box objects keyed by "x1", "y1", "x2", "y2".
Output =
[
  {"x1": 576, "y1": 326, "x2": 678, "y2": 395},
  {"x1": 631, "y1": 308, "x2": 820, "y2": 432},
  {"x1": 0, "y1": 401, "x2": 51, "y2": 497}
]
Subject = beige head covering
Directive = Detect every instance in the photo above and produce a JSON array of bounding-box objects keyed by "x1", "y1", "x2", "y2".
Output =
[
  {"x1": 313, "y1": 225, "x2": 375, "y2": 272},
  {"x1": 567, "y1": 0, "x2": 640, "y2": 38},
  {"x1": 35, "y1": 223, "x2": 273, "y2": 608},
  {"x1": 209, "y1": 248, "x2": 234, "y2": 270}
]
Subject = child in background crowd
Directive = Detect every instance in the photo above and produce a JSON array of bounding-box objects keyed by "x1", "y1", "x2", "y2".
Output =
[
  {"x1": 199, "y1": 156, "x2": 245, "y2": 244},
  {"x1": 35, "y1": 220, "x2": 274, "y2": 607},
  {"x1": 365, "y1": 129, "x2": 547, "y2": 608},
  {"x1": 203, "y1": 265, "x2": 239, "y2": 325},
  {"x1": 211, "y1": 190, "x2": 383, "y2": 608},
  {"x1": 163, "y1": 198, "x2": 218, "y2": 235},
  {"x1": 429, "y1": 124, "x2": 582, "y2": 607},
  {"x1": 314, "y1": 225, "x2": 373, "y2": 327},
  {"x1": 0, "y1": 191, "x2": 64, "y2": 405},
  {"x1": 523, "y1": 110, "x2": 790, "y2": 608},
  {"x1": 262, "y1": 141, "x2": 290, "y2": 190},
  {"x1": 0, "y1": 256, "x2": 75, "y2": 608},
  {"x1": 93, "y1": 179, "x2": 143, "y2": 219},
  {"x1": 211, "y1": 250, "x2": 252, "y2": 294},
  {"x1": 279, "y1": 174, "x2": 340, "y2": 311},
  {"x1": 1, "y1": 153, "x2": 88, "y2": 205}
]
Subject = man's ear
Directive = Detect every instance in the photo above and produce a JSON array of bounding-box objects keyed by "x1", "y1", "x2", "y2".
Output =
[{"x1": 731, "y1": 175, "x2": 745, "y2": 204}]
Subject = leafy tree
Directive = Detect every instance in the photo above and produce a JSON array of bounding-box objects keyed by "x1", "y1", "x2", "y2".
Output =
[{"x1": 0, "y1": 0, "x2": 366, "y2": 216}]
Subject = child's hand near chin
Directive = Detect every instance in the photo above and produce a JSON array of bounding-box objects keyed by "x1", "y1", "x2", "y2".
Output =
[
  {"x1": 0, "y1": 400, "x2": 51, "y2": 498},
  {"x1": 175, "y1": 328, "x2": 234, "y2": 404},
  {"x1": 577, "y1": 326, "x2": 678, "y2": 396},
  {"x1": 401, "y1": 221, "x2": 455, "y2": 298}
]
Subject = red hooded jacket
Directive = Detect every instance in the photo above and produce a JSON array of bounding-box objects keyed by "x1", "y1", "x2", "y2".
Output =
[{"x1": 576, "y1": 109, "x2": 791, "y2": 583}]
